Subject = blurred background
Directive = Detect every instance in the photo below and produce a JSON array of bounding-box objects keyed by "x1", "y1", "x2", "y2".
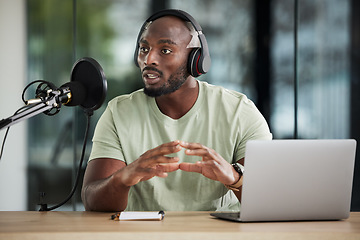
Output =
[{"x1": 0, "y1": 0, "x2": 359, "y2": 211}]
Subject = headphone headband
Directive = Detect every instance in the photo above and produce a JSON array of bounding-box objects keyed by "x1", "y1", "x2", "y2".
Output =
[
  {"x1": 134, "y1": 9, "x2": 211, "y2": 77},
  {"x1": 147, "y1": 9, "x2": 203, "y2": 32}
]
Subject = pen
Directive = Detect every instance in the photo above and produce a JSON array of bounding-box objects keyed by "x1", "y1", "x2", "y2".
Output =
[
  {"x1": 111, "y1": 211, "x2": 165, "y2": 221},
  {"x1": 111, "y1": 212, "x2": 121, "y2": 221}
]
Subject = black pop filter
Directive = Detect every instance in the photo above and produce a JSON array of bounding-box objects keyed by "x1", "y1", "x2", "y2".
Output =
[{"x1": 70, "y1": 57, "x2": 107, "y2": 111}]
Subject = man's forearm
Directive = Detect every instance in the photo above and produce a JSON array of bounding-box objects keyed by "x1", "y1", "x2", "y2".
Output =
[{"x1": 82, "y1": 174, "x2": 130, "y2": 212}]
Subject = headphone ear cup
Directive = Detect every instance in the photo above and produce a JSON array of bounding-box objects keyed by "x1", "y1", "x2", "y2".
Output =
[
  {"x1": 188, "y1": 48, "x2": 201, "y2": 77},
  {"x1": 134, "y1": 46, "x2": 139, "y2": 67}
]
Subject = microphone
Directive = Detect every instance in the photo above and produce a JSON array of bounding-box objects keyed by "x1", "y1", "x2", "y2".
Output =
[
  {"x1": 58, "y1": 81, "x2": 87, "y2": 106},
  {"x1": 0, "y1": 57, "x2": 107, "y2": 129},
  {"x1": 26, "y1": 81, "x2": 86, "y2": 106},
  {"x1": 25, "y1": 57, "x2": 107, "y2": 111}
]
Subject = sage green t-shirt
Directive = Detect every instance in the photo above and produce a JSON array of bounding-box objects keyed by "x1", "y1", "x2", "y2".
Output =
[{"x1": 89, "y1": 80, "x2": 272, "y2": 211}]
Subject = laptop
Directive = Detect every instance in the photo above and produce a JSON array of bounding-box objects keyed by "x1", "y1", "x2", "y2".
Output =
[{"x1": 211, "y1": 139, "x2": 357, "y2": 222}]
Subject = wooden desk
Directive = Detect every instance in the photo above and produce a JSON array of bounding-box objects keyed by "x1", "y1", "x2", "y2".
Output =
[{"x1": 0, "y1": 211, "x2": 359, "y2": 240}]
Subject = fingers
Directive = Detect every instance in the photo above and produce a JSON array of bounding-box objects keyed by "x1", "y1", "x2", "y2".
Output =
[
  {"x1": 143, "y1": 155, "x2": 180, "y2": 167},
  {"x1": 155, "y1": 163, "x2": 180, "y2": 177},
  {"x1": 139, "y1": 141, "x2": 182, "y2": 167},
  {"x1": 179, "y1": 160, "x2": 221, "y2": 174},
  {"x1": 179, "y1": 162, "x2": 202, "y2": 173},
  {"x1": 179, "y1": 141, "x2": 201, "y2": 150},
  {"x1": 127, "y1": 140, "x2": 231, "y2": 186},
  {"x1": 141, "y1": 141, "x2": 182, "y2": 163},
  {"x1": 123, "y1": 141, "x2": 182, "y2": 186},
  {"x1": 180, "y1": 141, "x2": 219, "y2": 161},
  {"x1": 179, "y1": 141, "x2": 236, "y2": 184},
  {"x1": 141, "y1": 163, "x2": 180, "y2": 179}
]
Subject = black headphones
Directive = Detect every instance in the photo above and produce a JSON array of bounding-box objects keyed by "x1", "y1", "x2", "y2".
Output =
[{"x1": 134, "y1": 9, "x2": 211, "y2": 77}]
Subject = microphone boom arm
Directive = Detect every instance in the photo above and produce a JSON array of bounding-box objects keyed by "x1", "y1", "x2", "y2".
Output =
[{"x1": 0, "y1": 91, "x2": 62, "y2": 130}]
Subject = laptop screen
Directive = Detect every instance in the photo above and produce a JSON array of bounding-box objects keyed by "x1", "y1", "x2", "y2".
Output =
[{"x1": 238, "y1": 139, "x2": 356, "y2": 222}]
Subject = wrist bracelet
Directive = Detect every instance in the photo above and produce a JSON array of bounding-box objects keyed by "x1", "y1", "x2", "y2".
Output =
[{"x1": 224, "y1": 176, "x2": 243, "y2": 192}]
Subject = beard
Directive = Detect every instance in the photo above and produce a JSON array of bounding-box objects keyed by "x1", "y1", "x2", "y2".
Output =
[{"x1": 143, "y1": 63, "x2": 190, "y2": 98}]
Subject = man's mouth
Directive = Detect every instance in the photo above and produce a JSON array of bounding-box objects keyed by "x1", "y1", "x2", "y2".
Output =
[
  {"x1": 146, "y1": 73, "x2": 160, "y2": 79},
  {"x1": 142, "y1": 67, "x2": 163, "y2": 85}
]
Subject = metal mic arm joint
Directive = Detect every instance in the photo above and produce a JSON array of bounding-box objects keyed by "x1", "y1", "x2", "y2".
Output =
[
  {"x1": 38, "y1": 88, "x2": 71, "y2": 108},
  {"x1": 57, "y1": 87, "x2": 72, "y2": 105}
]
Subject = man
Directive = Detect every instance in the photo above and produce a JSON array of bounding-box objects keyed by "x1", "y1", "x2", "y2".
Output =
[{"x1": 81, "y1": 9, "x2": 272, "y2": 212}]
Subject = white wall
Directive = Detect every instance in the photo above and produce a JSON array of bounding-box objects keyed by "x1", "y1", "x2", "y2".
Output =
[{"x1": 0, "y1": 0, "x2": 27, "y2": 210}]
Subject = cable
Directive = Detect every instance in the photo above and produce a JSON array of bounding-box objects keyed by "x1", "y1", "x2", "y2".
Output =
[
  {"x1": 21, "y1": 80, "x2": 56, "y2": 104},
  {"x1": 0, "y1": 103, "x2": 42, "y2": 161},
  {"x1": 39, "y1": 110, "x2": 92, "y2": 211},
  {"x1": 21, "y1": 80, "x2": 62, "y2": 116},
  {"x1": 294, "y1": 0, "x2": 299, "y2": 139},
  {"x1": 0, "y1": 127, "x2": 10, "y2": 161}
]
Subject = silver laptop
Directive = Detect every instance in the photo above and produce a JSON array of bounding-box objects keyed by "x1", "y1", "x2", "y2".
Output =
[{"x1": 211, "y1": 139, "x2": 357, "y2": 222}]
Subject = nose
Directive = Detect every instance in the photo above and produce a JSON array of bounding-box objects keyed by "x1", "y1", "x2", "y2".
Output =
[{"x1": 144, "y1": 49, "x2": 159, "y2": 66}]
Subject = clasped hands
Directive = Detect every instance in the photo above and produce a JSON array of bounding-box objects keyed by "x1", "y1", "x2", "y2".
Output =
[{"x1": 120, "y1": 140, "x2": 240, "y2": 187}]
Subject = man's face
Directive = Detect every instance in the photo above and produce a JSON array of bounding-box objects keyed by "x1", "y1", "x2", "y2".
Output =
[{"x1": 137, "y1": 16, "x2": 192, "y2": 97}]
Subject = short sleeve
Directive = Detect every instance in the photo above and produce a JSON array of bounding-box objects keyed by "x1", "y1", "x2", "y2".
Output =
[
  {"x1": 234, "y1": 98, "x2": 272, "y2": 162},
  {"x1": 88, "y1": 103, "x2": 125, "y2": 162}
]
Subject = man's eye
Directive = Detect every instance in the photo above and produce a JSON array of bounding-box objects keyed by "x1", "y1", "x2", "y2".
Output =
[
  {"x1": 140, "y1": 47, "x2": 148, "y2": 53},
  {"x1": 161, "y1": 49, "x2": 172, "y2": 54}
]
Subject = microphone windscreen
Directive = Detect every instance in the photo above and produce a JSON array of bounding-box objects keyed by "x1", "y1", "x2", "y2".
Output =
[
  {"x1": 70, "y1": 57, "x2": 107, "y2": 111},
  {"x1": 60, "y1": 81, "x2": 87, "y2": 106}
]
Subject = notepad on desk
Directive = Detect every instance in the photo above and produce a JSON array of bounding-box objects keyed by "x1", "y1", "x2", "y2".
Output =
[{"x1": 111, "y1": 211, "x2": 165, "y2": 221}]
